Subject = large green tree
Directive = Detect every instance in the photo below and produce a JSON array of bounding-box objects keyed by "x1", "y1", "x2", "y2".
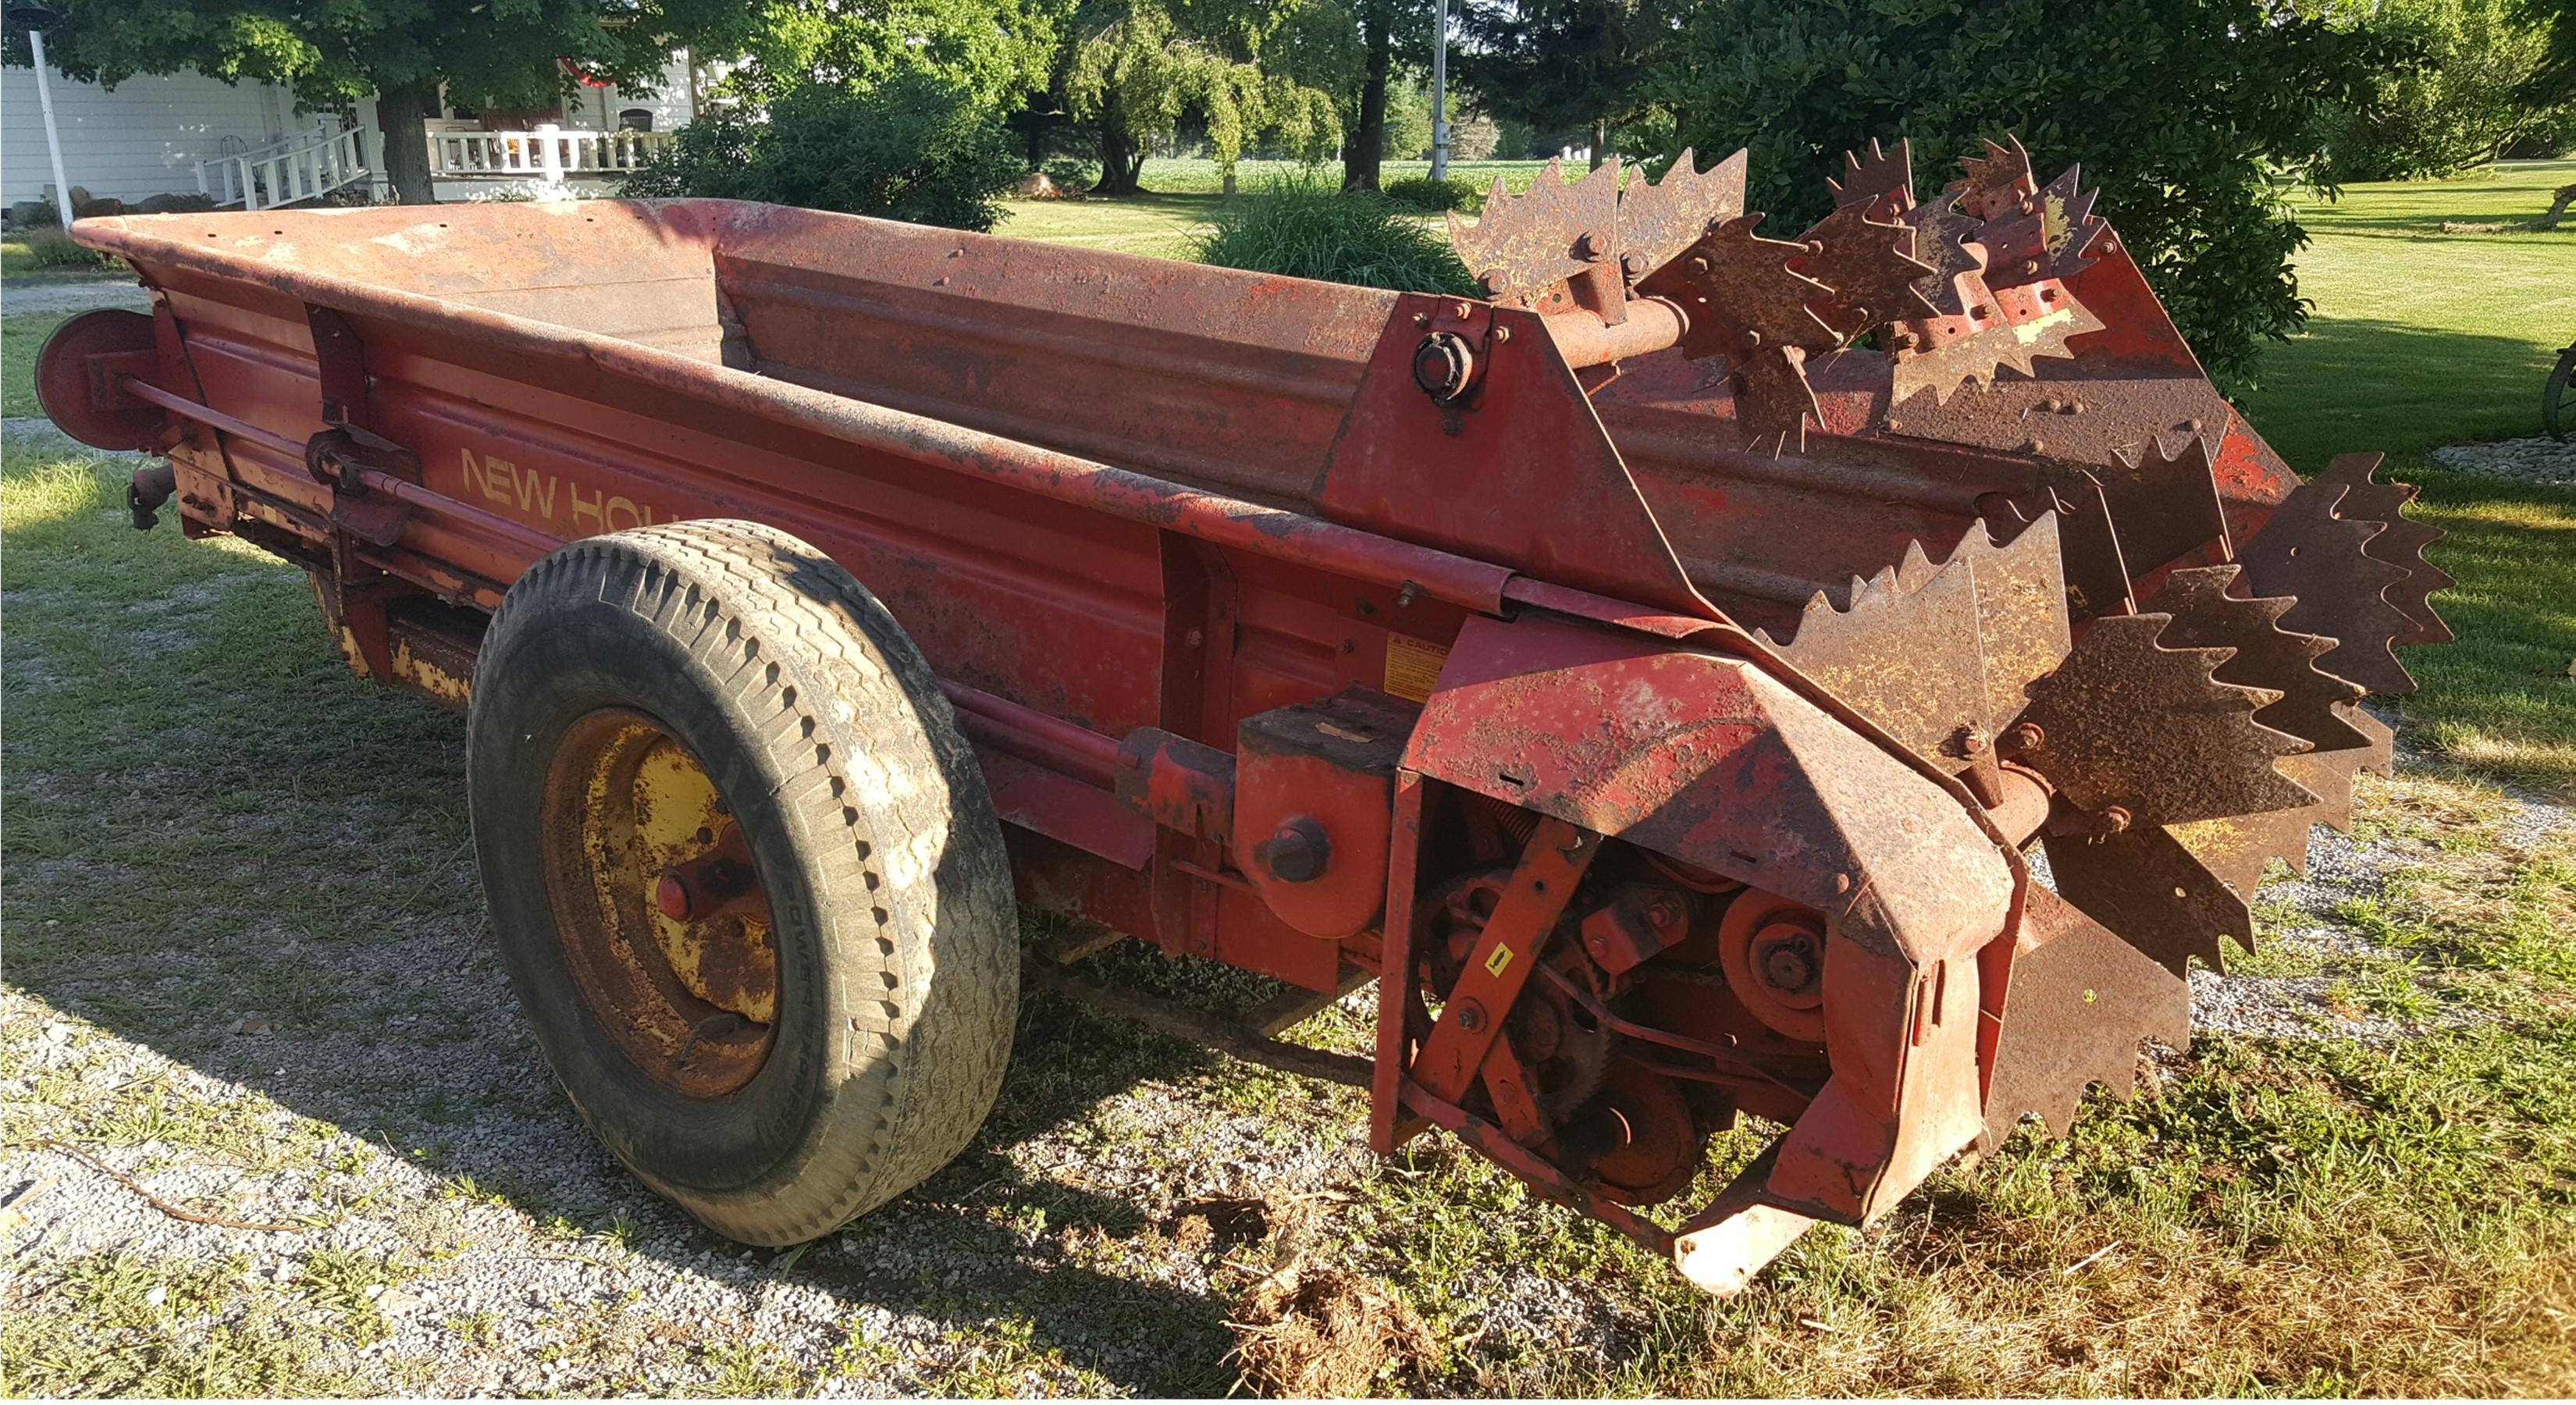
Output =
[
  {"x1": 1059, "y1": 0, "x2": 1340, "y2": 194},
  {"x1": 1649, "y1": 0, "x2": 2405, "y2": 389},
  {"x1": 2314, "y1": 0, "x2": 2570, "y2": 177},
  {"x1": 1453, "y1": 0, "x2": 1674, "y2": 169},
  {"x1": 2, "y1": 0, "x2": 756, "y2": 205},
  {"x1": 724, "y1": 0, "x2": 1062, "y2": 111}
]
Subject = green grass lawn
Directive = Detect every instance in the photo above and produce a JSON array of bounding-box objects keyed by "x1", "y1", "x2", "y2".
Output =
[
  {"x1": 2239, "y1": 159, "x2": 2575, "y2": 467},
  {"x1": 3, "y1": 310, "x2": 71, "y2": 417},
  {"x1": 2230, "y1": 159, "x2": 2576, "y2": 798},
  {"x1": 993, "y1": 158, "x2": 1548, "y2": 258},
  {"x1": 2, "y1": 233, "x2": 127, "y2": 281},
  {"x1": 2, "y1": 162, "x2": 2572, "y2": 1395}
]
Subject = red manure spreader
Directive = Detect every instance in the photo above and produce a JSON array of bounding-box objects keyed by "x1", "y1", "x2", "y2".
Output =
[{"x1": 40, "y1": 137, "x2": 2447, "y2": 1293}]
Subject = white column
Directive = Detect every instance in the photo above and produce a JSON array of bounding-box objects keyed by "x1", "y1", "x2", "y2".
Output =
[
  {"x1": 535, "y1": 122, "x2": 565, "y2": 197},
  {"x1": 1430, "y1": 0, "x2": 1451, "y2": 180},
  {"x1": 26, "y1": 30, "x2": 78, "y2": 222}
]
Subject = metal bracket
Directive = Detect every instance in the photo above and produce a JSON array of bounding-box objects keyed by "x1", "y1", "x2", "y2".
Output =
[
  {"x1": 304, "y1": 423, "x2": 422, "y2": 549},
  {"x1": 1407, "y1": 816, "x2": 1599, "y2": 1106}
]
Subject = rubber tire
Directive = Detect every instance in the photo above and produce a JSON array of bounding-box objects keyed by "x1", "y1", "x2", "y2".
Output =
[{"x1": 466, "y1": 518, "x2": 1018, "y2": 1246}]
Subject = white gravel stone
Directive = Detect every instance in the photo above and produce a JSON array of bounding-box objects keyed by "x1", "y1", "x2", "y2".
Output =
[{"x1": 2432, "y1": 434, "x2": 2576, "y2": 487}]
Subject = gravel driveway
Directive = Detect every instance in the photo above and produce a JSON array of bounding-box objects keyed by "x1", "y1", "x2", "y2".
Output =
[{"x1": 2, "y1": 278, "x2": 151, "y2": 315}]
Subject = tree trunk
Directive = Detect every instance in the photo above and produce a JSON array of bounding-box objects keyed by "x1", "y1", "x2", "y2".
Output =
[
  {"x1": 1343, "y1": 2, "x2": 1391, "y2": 191},
  {"x1": 1096, "y1": 122, "x2": 1142, "y2": 196},
  {"x1": 375, "y1": 80, "x2": 442, "y2": 205},
  {"x1": 1589, "y1": 115, "x2": 1609, "y2": 171}
]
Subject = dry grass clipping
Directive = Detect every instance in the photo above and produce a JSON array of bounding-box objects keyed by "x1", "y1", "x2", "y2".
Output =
[{"x1": 1228, "y1": 1268, "x2": 1440, "y2": 1398}]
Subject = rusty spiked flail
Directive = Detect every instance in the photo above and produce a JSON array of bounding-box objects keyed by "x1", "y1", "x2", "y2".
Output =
[{"x1": 1453, "y1": 133, "x2": 2450, "y2": 1143}]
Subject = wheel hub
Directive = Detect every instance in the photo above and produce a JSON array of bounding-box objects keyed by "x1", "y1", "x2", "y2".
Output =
[{"x1": 539, "y1": 709, "x2": 778, "y2": 1097}]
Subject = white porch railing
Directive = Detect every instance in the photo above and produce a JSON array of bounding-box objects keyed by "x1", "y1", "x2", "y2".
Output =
[
  {"x1": 426, "y1": 125, "x2": 677, "y2": 187},
  {"x1": 197, "y1": 124, "x2": 370, "y2": 212}
]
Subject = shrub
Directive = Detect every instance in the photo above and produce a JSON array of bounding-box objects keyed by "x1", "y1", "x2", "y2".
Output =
[
  {"x1": 20, "y1": 229, "x2": 116, "y2": 269},
  {"x1": 1189, "y1": 176, "x2": 1476, "y2": 295},
  {"x1": 620, "y1": 73, "x2": 1023, "y2": 232},
  {"x1": 1382, "y1": 175, "x2": 1485, "y2": 214}
]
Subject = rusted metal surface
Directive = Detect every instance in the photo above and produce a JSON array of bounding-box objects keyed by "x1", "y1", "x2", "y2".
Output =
[
  {"x1": 2147, "y1": 565, "x2": 2368, "y2": 754},
  {"x1": 2236, "y1": 474, "x2": 2421, "y2": 696},
  {"x1": 2315, "y1": 452, "x2": 2456, "y2": 647},
  {"x1": 1404, "y1": 612, "x2": 2012, "y2": 965},
  {"x1": 1449, "y1": 149, "x2": 1745, "y2": 311},
  {"x1": 34, "y1": 308, "x2": 163, "y2": 451},
  {"x1": 45, "y1": 130, "x2": 2451, "y2": 1299},
  {"x1": 2044, "y1": 822, "x2": 2255, "y2": 976},
  {"x1": 1977, "y1": 887, "x2": 2189, "y2": 1147},
  {"x1": 2015, "y1": 613, "x2": 2318, "y2": 830},
  {"x1": 1409, "y1": 819, "x2": 1599, "y2": 1104},
  {"x1": 1827, "y1": 138, "x2": 1914, "y2": 216},
  {"x1": 1755, "y1": 515, "x2": 2073, "y2": 770}
]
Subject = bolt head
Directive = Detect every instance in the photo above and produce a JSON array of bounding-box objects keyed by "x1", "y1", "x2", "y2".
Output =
[{"x1": 654, "y1": 874, "x2": 692, "y2": 921}]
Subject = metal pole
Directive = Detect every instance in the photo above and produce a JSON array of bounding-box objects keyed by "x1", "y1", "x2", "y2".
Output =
[
  {"x1": 1430, "y1": 0, "x2": 1450, "y2": 181},
  {"x1": 27, "y1": 29, "x2": 77, "y2": 224}
]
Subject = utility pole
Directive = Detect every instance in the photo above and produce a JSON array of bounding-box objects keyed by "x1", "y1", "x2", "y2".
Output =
[
  {"x1": 1430, "y1": 0, "x2": 1450, "y2": 180},
  {"x1": 8, "y1": 3, "x2": 78, "y2": 224}
]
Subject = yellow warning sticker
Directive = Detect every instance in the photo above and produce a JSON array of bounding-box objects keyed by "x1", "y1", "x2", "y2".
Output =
[
  {"x1": 1483, "y1": 944, "x2": 1514, "y2": 977},
  {"x1": 1383, "y1": 634, "x2": 1451, "y2": 703}
]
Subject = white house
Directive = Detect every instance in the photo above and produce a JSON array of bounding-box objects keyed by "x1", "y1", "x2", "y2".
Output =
[{"x1": 2, "y1": 54, "x2": 701, "y2": 213}]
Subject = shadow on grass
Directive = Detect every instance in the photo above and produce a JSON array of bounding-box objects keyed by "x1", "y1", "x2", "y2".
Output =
[
  {"x1": 2395, "y1": 466, "x2": 2576, "y2": 800},
  {"x1": 0, "y1": 448, "x2": 1268, "y2": 1395},
  {"x1": 2239, "y1": 316, "x2": 2561, "y2": 468}
]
